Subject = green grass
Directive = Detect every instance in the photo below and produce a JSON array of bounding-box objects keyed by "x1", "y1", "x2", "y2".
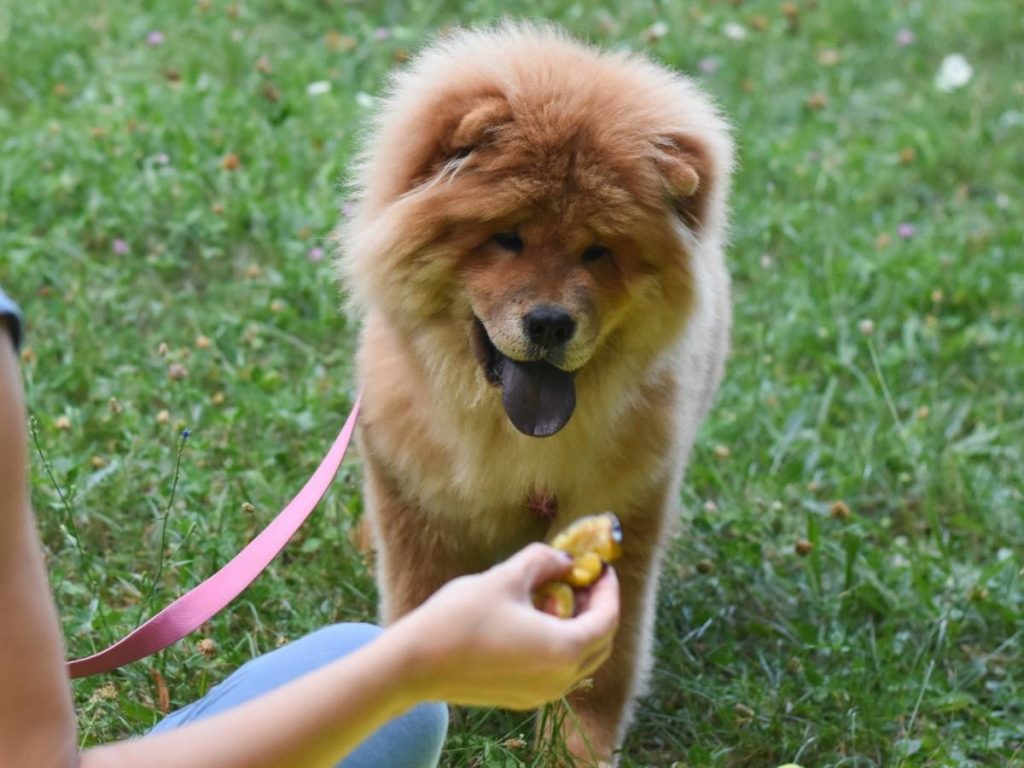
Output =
[{"x1": 2, "y1": 0, "x2": 1022, "y2": 765}]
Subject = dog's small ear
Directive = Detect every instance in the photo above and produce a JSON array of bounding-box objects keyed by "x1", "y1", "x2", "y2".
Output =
[
  {"x1": 446, "y1": 95, "x2": 513, "y2": 158},
  {"x1": 651, "y1": 134, "x2": 710, "y2": 231}
]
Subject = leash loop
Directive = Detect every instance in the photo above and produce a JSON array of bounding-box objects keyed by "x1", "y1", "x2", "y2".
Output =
[{"x1": 66, "y1": 396, "x2": 360, "y2": 679}]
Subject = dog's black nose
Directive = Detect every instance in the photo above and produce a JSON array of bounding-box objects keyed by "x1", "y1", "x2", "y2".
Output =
[{"x1": 524, "y1": 306, "x2": 576, "y2": 349}]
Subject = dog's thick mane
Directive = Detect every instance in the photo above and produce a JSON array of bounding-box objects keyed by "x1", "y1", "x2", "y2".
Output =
[{"x1": 334, "y1": 22, "x2": 734, "y2": 322}]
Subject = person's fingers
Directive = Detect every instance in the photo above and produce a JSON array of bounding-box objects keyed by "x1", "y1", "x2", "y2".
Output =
[
  {"x1": 503, "y1": 542, "x2": 574, "y2": 590},
  {"x1": 565, "y1": 567, "x2": 620, "y2": 644},
  {"x1": 582, "y1": 565, "x2": 619, "y2": 611},
  {"x1": 571, "y1": 568, "x2": 606, "y2": 614}
]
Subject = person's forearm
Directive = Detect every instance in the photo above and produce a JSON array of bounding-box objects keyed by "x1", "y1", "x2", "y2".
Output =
[
  {"x1": 81, "y1": 623, "x2": 433, "y2": 768},
  {"x1": 0, "y1": 336, "x2": 79, "y2": 768}
]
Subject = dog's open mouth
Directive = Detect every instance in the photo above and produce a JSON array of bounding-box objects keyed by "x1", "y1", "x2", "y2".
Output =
[{"x1": 473, "y1": 318, "x2": 576, "y2": 438}]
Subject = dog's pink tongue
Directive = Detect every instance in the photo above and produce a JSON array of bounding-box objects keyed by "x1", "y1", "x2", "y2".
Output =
[{"x1": 500, "y1": 358, "x2": 576, "y2": 438}]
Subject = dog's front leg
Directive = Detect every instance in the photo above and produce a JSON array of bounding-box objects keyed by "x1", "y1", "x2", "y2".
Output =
[
  {"x1": 363, "y1": 459, "x2": 472, "y2": 625},
  {"x1": 554, "y1": 485, "x2": 675, "y2": 767}
]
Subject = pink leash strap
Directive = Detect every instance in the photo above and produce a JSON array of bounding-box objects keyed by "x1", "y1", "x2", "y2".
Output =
[{"x1": 66, "y1": 397, "x2": 361, "y2": 679}]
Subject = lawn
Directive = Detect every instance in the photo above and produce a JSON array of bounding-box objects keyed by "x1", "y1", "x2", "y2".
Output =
[{"x1": 1, "y1": 0, "x2": 1021, "y2": 765}]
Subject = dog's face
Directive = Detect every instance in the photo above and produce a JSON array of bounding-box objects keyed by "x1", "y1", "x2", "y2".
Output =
[
  {"x1": 468, "y1": 223, "x2": 611, "y2": 379},
  {"x1": 338, "y1": 27, "x2": 732, "y2": 437},
  {"x1": 464, "y1": 209, "x2": 637, "y2": 437}
]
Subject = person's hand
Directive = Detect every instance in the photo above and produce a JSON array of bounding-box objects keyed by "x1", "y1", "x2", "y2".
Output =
[{"x1": 389, "y1": 543, "x2": 620, "y2": 710}]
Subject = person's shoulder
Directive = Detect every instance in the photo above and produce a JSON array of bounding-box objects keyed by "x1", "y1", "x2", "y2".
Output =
[{"x1": 0, "y1": 286, "x2": 24, "y2": 351}]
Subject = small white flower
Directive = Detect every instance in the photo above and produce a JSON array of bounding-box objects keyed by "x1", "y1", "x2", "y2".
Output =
[
  {"x1": 935, "y1": 54, "x2": 972, "y2": 92},
  {"x1": 890, "y1": 553, "x2": 910, "y2": 569},
  {"x1": 858, "y1": 318, "x2": 875, "y2": 336},
  {"x1": 646, "y1": 21, "x2": 669, "y2": 41},
  {"x1": 306, "y1": 80, "x2": 332, "y2": 96},
  {"x1": 723, "y1": 22, "x2": 747, "y2": 41}
]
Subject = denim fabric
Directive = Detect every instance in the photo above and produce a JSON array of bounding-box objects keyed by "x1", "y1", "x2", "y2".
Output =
[
  {"x1": 151, "y1": 623, "x2": 447, "y2": 767},
  {"x1": 0, "y1": 286, "x2": 23, "y2": 350}
]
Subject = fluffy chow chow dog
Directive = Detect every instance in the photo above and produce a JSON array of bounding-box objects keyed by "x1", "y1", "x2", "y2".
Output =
[{"x1": 334, "y1": 23, "x2": 733, "y2": 765}]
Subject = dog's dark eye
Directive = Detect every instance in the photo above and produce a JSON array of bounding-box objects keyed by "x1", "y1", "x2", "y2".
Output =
[
  {"x1": 581, "y1": 244, "x2": 611, "y2": 263},
  {"x1": 452, "y1": 146, "x2": 474, "y2": 160},
  {"x1": 492, "y1": 232, "x2": 524, "y2": 253}
]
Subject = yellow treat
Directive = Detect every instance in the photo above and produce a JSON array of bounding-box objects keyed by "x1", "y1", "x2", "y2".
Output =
[
  {"x1": 566, "y1": 552, "x2": 604, "y2": 588},
  {"x1": 551, "y1": 512, "x2": 624, "y2": 565},
  {"x1": 535, "y1": 513, "x2": 623, "y2": 618},
  {"x1": 533, "y1": 581, "x2": 575, "y2": 619}
]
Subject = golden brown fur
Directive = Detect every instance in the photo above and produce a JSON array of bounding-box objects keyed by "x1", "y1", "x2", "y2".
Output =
[{"x1": 334, "y1": 23, "x2": 734, "y2": 765}]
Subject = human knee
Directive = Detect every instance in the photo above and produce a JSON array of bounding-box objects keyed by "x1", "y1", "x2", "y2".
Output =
[{"x1": 411, "y1": 700, "x2": 449, "y2": 759}]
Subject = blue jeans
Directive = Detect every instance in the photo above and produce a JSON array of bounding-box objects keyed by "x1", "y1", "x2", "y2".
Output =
[{"x1": 151, "y1": 623, "x2": 448, "y2": 767}]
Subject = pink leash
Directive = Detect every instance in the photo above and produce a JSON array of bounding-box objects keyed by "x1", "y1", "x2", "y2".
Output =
[{"x1": 66, "y1": 397, "x2": 361, "y2": 679}]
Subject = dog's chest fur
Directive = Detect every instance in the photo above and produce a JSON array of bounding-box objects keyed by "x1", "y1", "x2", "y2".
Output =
[{"x1": 357, "y1": 313, "x2": 707, "y2": 556}]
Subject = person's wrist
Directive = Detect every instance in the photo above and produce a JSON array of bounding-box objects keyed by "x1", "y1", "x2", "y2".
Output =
[{"x1": 377, "y1": 613, "x2": 447, "y2": 706}]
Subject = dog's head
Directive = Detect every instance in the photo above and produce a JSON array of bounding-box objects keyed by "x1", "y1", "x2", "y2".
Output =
[{"x1": 336, "y1": 24, "x2": 733, "y2": 437}]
